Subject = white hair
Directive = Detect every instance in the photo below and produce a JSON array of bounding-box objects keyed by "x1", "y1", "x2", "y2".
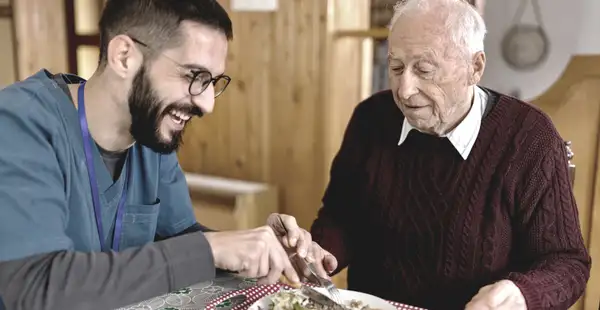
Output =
[{"x1": 389, "y1": 0, "x2": 487, "y2": 55}]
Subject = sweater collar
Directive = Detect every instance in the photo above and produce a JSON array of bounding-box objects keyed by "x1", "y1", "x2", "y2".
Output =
[{"x1": 397, "y1": 85, "x2": 488, "y2": 160}]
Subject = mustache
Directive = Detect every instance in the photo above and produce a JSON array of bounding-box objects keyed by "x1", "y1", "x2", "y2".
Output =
[{"x1": 162, "y1": 103, "x2": 203, "y2": 118}]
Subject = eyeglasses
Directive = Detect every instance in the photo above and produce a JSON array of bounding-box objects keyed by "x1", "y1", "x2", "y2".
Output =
[
  {"x1": 129, "y1": 36, "x2": 231, "y2": 98},
  {"x1": 186, "y1": 70, "x2": 231, "y2": 97}
]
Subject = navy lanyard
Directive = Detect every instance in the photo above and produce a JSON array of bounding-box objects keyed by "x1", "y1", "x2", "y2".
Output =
[{"x1": 77, "y1": 82, "x2": 130, "y2": 252}]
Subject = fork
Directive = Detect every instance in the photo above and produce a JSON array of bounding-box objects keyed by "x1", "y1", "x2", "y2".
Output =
[
  {"x1": 304, "y1": 260, "x2": 343, "y2": 305},
  {"x1": 276, "y1": 215, "x2": 344, "y2": 305},
  {"x1": 277, "y1": 216, "x2": 343, "y2": 306},
  {"x1": 300, "y1": 285, "x2": 348, "y2": 310}
]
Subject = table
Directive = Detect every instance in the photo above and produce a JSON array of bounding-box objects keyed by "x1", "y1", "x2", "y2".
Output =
[
  {"x1": 117, "y1": 273, "x2": 425, "y2": 310},
  {"x1": 117, "y1": 272, "x2": 257, "y2": 310}
]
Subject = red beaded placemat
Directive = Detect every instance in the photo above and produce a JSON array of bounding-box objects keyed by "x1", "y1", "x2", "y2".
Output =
[{"x1": 205, "y1": 283, "x2": 425, "y2": 310}]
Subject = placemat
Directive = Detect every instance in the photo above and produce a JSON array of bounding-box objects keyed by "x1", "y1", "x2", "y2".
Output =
[{"x1": 205, "y1": 282, "x2": 425, "y2": 310}]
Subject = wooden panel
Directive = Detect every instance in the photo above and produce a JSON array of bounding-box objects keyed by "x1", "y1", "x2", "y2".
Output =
[
  {"x1": 322, "y1": 0, "x2": 371, "y2": 290},
  {"x1": 179, "y1": 0, "x2": 273, "y2": 183},
  {"x1": 335, "y1": 28, "x2": 388, "y2": 39},
  {"x1": 186, "y1": 173, "x2": 278, "y2": 231},
  {"x1": 0, "y1": 4, "x2": 11, "y2": 18},
  {"x1": 530, "y1": 55, "x2": 600, "y2": 310},
  {"x1": 12, "y1": 0, "x2": 68, "y2": 79},
  {"x1": 268, "y1": 0, "x2": 329, "y2": 228},
  {"x1": 74, "y1": 0, "x2": 100, "y2": 35},
  {"x1": 65, "y1": 0, "x2": 103, "y2": 79},
  {"x1": 0, "y1": 14, "x2": 16, "y2": 87},
  {"x1": 178, "y1": 0, "x2": 330, "y2": 229},
  {"x1": 191, "y1": 195, "x2": 238, "y2": 231},
  {"x1": 323, "y1": 0, "x2": 371, "y2": 163}
]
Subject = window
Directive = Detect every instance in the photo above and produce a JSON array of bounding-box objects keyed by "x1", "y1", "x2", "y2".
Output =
[{"x1": 65, "y1": 0, "x2": 103, "y2": 78}]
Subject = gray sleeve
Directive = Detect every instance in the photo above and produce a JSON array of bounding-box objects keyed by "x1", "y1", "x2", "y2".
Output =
[{"x1": 0, "y1": 231, "x2": 216, "y2": 310}]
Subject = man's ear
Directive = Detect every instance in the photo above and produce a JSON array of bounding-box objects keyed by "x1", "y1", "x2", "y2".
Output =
[
  {"x1": 469, "y1": 51, "x2": 486, "y2": 85},
  {"x1": 105, "y1": 34, "x2": 143, "y2": 79}
]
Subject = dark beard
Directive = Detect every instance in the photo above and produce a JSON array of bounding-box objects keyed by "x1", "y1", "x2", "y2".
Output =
[{"x1": 128, "y1": 67, "x2": 202, "y2": 154}]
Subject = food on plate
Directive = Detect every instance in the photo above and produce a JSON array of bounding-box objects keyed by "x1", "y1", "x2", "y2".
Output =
[
  {"x1": 279, "y1": 275, "x2": 302, "y2": 289},
  {"x1": 266, "y1": 290, "x2": 381, "y2": 310}
]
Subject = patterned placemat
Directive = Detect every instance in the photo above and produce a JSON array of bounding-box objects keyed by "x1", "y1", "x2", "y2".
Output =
[{"x1": 205, "y1": 283, "x2": 425, "y2": 310}]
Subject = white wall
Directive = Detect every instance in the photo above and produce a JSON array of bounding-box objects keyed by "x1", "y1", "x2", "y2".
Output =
[
  {"x1": 576, "y1": 0, "x2": 600, "y2": 54},
  {"x1": 479, "y1": 0, "x2": 597, "y2": 100}
]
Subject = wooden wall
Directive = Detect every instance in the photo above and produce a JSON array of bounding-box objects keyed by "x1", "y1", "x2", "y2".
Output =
[
  {"x1": 177, "y1": 0, "x2": 369, "y2": 230},
  {"x1": 178, "y1": 0, "x2": 327, "y2": 229},
  {"x1": 12, "y1": 0, "x2": 68, "y2": 79},
  {"x1": 0, "y1": 0, "x2": 17, "y2": 87}
]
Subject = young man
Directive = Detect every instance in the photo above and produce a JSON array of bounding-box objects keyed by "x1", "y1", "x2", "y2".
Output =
[{"x1": 0, "y1": 1, "x2": 336, "y2": 309}]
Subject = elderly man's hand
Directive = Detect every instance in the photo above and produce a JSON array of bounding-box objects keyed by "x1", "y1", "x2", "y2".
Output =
[
  {"x1": 266, "y1": 213, "x2": 338, "y2": 282},
  {"x1": 267, "y1": 213, "x2": 312, "y2": 258},
  {"x1": 465, "y1": 280, "x2": 526, "y2": 310},
  {"x1": 294, "y1": 241, "x2": 338, "y2": 281}
]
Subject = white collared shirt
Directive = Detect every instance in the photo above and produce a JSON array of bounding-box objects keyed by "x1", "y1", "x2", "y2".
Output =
[{"x1": 397, "y1": 86, "x2": 488, "y2": 160}]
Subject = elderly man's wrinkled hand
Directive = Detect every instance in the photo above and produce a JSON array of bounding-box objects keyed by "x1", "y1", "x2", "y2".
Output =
[
  {"x1": 465, "y1": 280, "x2": 526, "y2": 310},
  {"x1": 266, "y1": 213, "x2": 338, "y2": 284},
  {"x1": 295, "y1": 241, "x2": 338, "y2": 281},
  {"x1": 266, "y1": 213, "x2": 312, "y2": 258}
]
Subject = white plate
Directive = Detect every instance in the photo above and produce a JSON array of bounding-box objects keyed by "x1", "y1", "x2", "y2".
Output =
[{"x1": 248, "y1": 287, "x2": 397, "y2": 310}]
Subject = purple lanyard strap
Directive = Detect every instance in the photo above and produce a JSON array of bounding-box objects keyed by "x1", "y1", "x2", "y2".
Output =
[{"x1": 77, "y1": 82, "x2": 130, "y2": 252}]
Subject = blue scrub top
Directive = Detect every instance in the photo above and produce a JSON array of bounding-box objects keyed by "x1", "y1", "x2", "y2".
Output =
[{"x1": 0, "y1": 69, "x2": 197, "y2": 261}]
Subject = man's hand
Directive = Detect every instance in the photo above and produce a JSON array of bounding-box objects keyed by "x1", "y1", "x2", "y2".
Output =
[
  {"x1": 204, "y1": 227, "x2": 300, "y2": 285},
  {"x1": 267, "y1": 213, "x2": 311, "y2": 258},
  {"x1": 293, "y1": 241, "x2": 338, "y2": 281},
  {"x1": 465, "y1": 280, "x2": 526, "y2": 310},
  {"x1": 266, "y1": 213, "x2": 338, "y2": 282}
]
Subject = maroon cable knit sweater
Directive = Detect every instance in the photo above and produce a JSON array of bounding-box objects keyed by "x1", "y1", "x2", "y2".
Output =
[{"x1": 310, "y1": 88, "x2": 591, "y2": 310}]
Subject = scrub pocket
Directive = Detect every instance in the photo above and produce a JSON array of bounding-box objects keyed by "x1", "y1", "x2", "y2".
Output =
[{"x1": 118, "y1": 199, "x2": 161, "y2": 249}]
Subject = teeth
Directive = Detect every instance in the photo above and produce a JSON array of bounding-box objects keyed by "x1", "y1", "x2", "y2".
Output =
[
  {"x1": 169, "y1": 110, "x2": 191, "y2": 123},
  {"x1": 171, "y1": 115, "x2": 183, "y2": 124}
]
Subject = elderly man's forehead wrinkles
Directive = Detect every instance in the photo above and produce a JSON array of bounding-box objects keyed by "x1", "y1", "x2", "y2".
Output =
[
  {"x1": 390, "y1": 13, "x2": 451, "y2": 42},
  {"x1": 390, "y1": 27, "x2": 448, "y2": 48},
  {"x1": 388, "y1": 45, "x2": 441, "y2": 63}
]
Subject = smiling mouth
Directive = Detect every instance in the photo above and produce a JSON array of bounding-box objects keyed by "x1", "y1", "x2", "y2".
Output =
[{"x1": 169, "y1": 110, "x2": 192, "y2": 125}]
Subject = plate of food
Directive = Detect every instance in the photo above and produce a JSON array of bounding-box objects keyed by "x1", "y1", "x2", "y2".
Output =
[{"x1": 248, "y1": 286, "x2": 397, "y2": 310}]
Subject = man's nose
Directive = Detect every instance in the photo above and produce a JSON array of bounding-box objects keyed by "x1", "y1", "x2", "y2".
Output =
[
  {"x1": 396, "y1": 71, "x2": 419, "y2": 100},
  {"x1": 192, "y1": 84, "x2": 215, "y2": 114}
]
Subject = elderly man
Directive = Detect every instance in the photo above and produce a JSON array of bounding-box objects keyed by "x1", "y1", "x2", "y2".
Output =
[
  {"x1": 310, "y1": 0, "x2": 591, "y2": 309},
  {"x1": 0, "y1": 0, "x2": 335, "y2": 309}
]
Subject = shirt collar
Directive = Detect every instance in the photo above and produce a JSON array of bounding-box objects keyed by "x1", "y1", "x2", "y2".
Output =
[{"x1": 397, "y1": 86, "x2": 488, "y2": 160}]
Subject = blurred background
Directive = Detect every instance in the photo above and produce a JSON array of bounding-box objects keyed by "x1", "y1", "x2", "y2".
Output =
[{"x1": 1, "y1": 0, "x2": 600, "y2": 308}]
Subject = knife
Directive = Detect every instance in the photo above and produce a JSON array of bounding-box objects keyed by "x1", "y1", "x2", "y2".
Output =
[{"x1": 300, "y1": 286, "x2": 348, "y2": 310}]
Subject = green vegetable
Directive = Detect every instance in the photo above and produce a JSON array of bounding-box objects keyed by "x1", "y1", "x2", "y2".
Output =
[{"x1": 293, "y1": 302, "x2": 307, "y2": 310}]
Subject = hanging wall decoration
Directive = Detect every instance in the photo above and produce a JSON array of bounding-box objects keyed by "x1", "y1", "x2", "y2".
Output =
[{"x1": 501, "y1": 0, "x2": 549, "y2": 71}]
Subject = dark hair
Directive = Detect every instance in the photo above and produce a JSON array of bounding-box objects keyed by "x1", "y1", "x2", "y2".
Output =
[{"x1": 98, "y1": 0, "x2": 233, "y2": 66}]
